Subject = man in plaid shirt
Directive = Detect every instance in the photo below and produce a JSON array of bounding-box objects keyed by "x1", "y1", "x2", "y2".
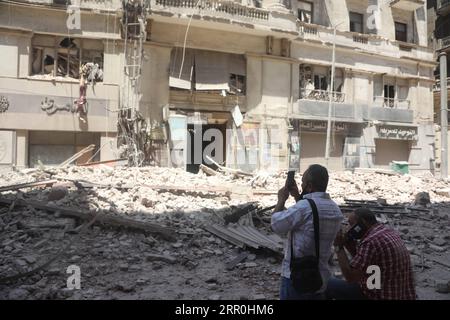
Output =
[{"x1": 326, "y1": 208, "x2": 416, "y2": 300}]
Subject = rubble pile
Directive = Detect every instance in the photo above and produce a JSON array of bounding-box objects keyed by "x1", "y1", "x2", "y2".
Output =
[{"x1": 0, "y1": 166, "x2": 449, "y2": 299}]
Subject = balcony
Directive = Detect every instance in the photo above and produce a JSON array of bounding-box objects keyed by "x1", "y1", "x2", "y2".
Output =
[
  {"x1": 389, "y1": 0, "x2": 425, "y2": 11},
  {"x1": 5, "y1": 0, "x2": 122, "y2": 11},
  {"x1": 154, "y1": 0, "x2": 269, "y2": 20},
  {"x1": 296, "y1": 21, "x2": 434, "y2": 63},
  {"x1": 438, "y1": 0, "x2": 450, "y2": 16},
  {"x1": 299, "y1": 88, "x2": 345, "y2": 103},
  {"x1": 373, "y1": 96, "x2": 411, "y2": 109},
  {"x1": 367, "y1": 97, "x2": 413, "y2": 123},
  {"x1": 169, "y1": 89, "x2": 247, "y2": 111},
  {"x1": 295, "y1": 89, "x2": 360, "y2": 122},
  {"x1": 150, "y1": 0, "x2": 297, "y2": 33}
]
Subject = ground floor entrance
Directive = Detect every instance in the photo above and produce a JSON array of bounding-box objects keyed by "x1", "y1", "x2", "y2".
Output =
[{"x1": 299, "y1": 131, "x2": 345, "y2": 172}]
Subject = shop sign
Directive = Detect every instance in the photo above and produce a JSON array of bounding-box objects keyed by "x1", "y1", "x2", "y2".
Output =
[{"x1": 377, "y1": 126, "x2": 417, "y2": 140}]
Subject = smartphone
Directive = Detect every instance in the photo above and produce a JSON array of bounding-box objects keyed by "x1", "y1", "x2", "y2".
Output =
[
  {"x1": 285, "y1": 170, "x2": 296, "y2": 189},
  {"x1": 346, "y1": 223, "x2": 366, "y2": 241}
]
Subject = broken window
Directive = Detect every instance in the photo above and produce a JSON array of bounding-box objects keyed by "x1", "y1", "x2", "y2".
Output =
[
  {"x1": 57, "y1": 38, "x2": 80, "y2": 78},
  {"x1": 169, "y1": 48, "x2": 246, "y2": 94},
  {"x1": 297, "y1": 1, "x2": 313, "y2": 23},
  {"x1": 395, "y1": 22, "x2": 407, "y2": 42},
  {"x1": 228, "y1": 54, "x2": 246, "y2": 94},
  {"x1": 31, "y1": 35, "x2": 56, "y2": 75},
  {"x1": 31, "y1": 35, "x2": 103, "y2": 82},
  {"x1": 229, "y1": 74, "x2": 246, "y2": 94},
  {"x1": 349, "y1": 12, "x2": 364, "y2": 33}
]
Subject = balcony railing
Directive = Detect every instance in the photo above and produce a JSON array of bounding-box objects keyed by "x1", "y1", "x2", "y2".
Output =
[
  {"x1": 434, "y1": 77, "x2": 450, "y2": 91},
  {"x1": 353, "y1": 34, "x2": 369, "y2": 44},
  {"x1": 374, "y1": 96, "x2": 411, "y2": 109},
  {"x1": 299, "y1": 88, "x2": 345, "y2": 103},
  {"x1": 9, "y1": 0, "x2": 122, "y2": 10},
  {"x1": 154, "y1": 0, "x2": 270, "y2": 20},
  {"x1": 438, "y1": 36, "x2": 450, "y2": 50}
]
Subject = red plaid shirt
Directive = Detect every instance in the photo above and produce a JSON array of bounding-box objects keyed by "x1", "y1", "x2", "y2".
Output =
[{"x1": 350, "y1": 224, "x2": 416, "y2": 300}]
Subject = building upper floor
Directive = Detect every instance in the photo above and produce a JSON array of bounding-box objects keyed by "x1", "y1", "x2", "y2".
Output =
[
  {"x1": 0, "y1": 0, "x2": 434, "y2": 62},
  {"x1": 0, "y1": 3, "x2": 435, "y2": 128}
]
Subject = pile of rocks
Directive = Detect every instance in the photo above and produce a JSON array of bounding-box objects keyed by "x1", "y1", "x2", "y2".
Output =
[{"x1": 0, "y1": 165, "x2": 449, "y2": 299}]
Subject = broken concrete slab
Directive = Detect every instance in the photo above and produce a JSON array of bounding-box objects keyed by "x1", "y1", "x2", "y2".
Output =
[{"x1": 18, "y1": 217, "x2": 76, "y2": 230}]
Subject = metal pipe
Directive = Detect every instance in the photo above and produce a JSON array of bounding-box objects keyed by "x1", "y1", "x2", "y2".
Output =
[{"x1": 440, "y1": 51, "x2": 448, "y2": 179}]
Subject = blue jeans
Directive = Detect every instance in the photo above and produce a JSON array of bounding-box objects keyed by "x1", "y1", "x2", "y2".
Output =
[
  {"x1": 325, "y1": 277, "x2": 367, "y2": 300},
  {"x1": 280, "y1": 277, "x2": 325, "y2": 300}
]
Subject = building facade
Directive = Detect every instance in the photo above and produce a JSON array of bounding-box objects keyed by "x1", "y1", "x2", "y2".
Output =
[
  {"x1": 428, "y1": 0, "x2": 450, "y2": 176},
  {"x1": 0, "y1": 0, "x2": 436, "y2": 173}
]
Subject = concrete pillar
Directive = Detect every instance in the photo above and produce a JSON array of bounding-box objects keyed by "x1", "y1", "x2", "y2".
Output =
[
  {"x1": 414, "y1": 6, "x2": 427, "y2": 46},
  {"x1": 377, "y1": 0, "x2": 395, "y2": 39},
  {"x1": 15, "y1": 130, "x2": 28, "y2": 169},
  {"x1": 100, "y1": 133, "x2": 119, "y2": 161},
  {"x1": 323, "y1": 0, "x2": 349, "y2": 31},
  {"x1": 440, "y1": 52, "x2": 448, "y2": 178}
]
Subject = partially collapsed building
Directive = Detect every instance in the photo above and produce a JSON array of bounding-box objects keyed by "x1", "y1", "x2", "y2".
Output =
[{"x1": 0, "y1": 0, "x2": 437, "y2": 174}]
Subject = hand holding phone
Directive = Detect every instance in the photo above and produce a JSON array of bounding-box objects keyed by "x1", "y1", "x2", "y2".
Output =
[{"x1": 285, "y1": 170, "x2": 295, "y2": 189}]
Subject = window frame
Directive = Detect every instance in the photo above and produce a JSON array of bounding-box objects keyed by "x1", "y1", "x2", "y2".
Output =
[
  {"x1": 349, "y1": 11, "x2": 364, "y2": 34},
  {"x1": 395, "y1": 22, "x2": 408, "y2": 42},
  {"x1": 31, "y1": 35, "x2": 104, "y2": 81},
  {"x1": 297, "y1": 0, "x2": 314, "y2": 24},
  {"x1": 229, "y1": 73, "x2": 246, "y2": 95}
]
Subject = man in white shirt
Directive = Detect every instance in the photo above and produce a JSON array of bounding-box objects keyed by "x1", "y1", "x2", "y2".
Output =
[{"x1": 271, "y1": 164, "x2": 343, "y2": 300}]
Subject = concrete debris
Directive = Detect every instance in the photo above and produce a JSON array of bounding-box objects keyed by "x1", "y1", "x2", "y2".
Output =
[
  {"x1": 415, "y1": 192, "x2": 431, "y2": 206},
  {"x1": 47, "y1": 184, "x2": 69, "y2": 201},
  {"x1": 145, "y1": 253, "x2": 176, "y2": 264},
  {"x1": 0, "y1": 166, "x2": 449, "y2": 299}
]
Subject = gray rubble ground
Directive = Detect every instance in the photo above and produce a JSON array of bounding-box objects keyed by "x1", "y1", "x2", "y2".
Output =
[{"x1": 0, "y1": 166, "x2": 449, "y2": 300}]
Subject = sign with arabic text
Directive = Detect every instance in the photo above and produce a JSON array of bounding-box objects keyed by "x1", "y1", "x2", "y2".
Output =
[{"x1": 377, "y1": 125, "x2": 417, "y2": 140}]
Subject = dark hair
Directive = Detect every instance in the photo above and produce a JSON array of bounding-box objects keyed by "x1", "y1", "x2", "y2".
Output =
[
  {"x1": 305, "y1": 164, "x2": 329, "y2": 192},
  {"x1": 354, "y1": 208, "x2": 377, "y2": 225}
]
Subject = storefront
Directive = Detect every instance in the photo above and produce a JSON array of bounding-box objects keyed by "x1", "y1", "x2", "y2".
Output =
[
  {"x1": 297, "y1": 120, "x2": 349, "y2": 172},
  {"x1": 373, "y1": 124, "x2": 417, "y2": 168}
]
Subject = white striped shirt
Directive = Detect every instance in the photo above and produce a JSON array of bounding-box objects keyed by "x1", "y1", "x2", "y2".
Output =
[{"x1": 271, "y1": 192, "x2": 344, "y2": 292}]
